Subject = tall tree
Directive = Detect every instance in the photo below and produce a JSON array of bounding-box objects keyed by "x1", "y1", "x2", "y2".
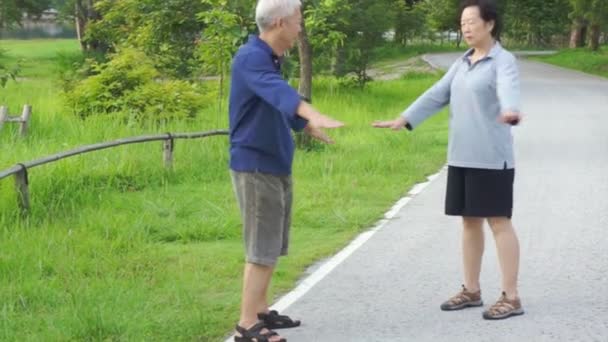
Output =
[
  {"x1": 52, "y1": 0, "x2": 105, "y2": 52},
  {"x1": 294, "y1": 0, "x2": 348, "y2": 146},
  {"x1": 394, "y1": 0, "x2": 427, "y2": 46},
  {"x1": 329, "y1": 0, "x2": 394, "y2": 86},
  {"x1": 0, "y1": 0, "x2": 52, "y2": 28},
  {"x1": 586, "y1": 0, "x2": 608, "y2": 50},
  {"x1": 569, "y1": 0, "x2": 608, "y2": 50},
  {"x1": 421, "y1": 0, "x2": 460, "y2": 45},
  {"x1": 85, "y1": 0, "x2": 207, "y2": 76},
  {"x1": 198, "y1": 0, "x2": 244, "y2": 114},
  {"x1": 504, "y1": 0, "x2": 571, "y2": 47}
]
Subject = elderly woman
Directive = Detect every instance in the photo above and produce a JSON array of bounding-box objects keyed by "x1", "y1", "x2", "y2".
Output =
[{"x1": 374, "y1": 0, "x2": 524, "y2": 320}]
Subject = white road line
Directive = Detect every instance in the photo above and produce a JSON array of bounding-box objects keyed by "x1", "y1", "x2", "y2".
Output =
[{"x1": 224, "y1": 167, "x2": 446, "y2": 342}]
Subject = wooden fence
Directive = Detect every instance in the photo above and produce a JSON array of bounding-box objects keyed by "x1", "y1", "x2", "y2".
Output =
[
  {"x1": 0, "y1": 130, "x2": 229, "y2": 215},
  {"x1": 0, "y1": 105, "x2": 32, "y2": 137}
]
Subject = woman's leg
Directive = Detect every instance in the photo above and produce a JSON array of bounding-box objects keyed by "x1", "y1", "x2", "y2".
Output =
[
  {"x1": 462, "y1": 216, "x2": 485, "y2": 292},
  {"x1": 487, "y1": 217, "x2": 520, "y2": 299}
]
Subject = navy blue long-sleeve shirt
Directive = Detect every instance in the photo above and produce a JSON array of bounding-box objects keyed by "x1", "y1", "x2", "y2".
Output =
[{"x1": 229, "y1": 35, "x2": 308, "y2": 176}]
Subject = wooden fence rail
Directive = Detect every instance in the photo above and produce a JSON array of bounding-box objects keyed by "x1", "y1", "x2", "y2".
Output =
[{"x1": 0, "y1": 129, "x2": 229, "y2": 215}]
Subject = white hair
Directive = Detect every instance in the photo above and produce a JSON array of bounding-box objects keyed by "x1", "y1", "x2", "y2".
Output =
[{"x1": 255, "y1": 0, "x2": 301, "y2": 32}]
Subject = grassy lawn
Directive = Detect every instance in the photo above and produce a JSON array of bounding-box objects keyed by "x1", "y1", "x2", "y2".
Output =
[
  {"x1": 531, "y1": 46, "x2": 608, "y2": 78},
  {"x1": 0, "y1": 39, "x2": 448, "y2": 341},
  {"x1": 0, "y1": 39, "x2": 81, "y2": 79}
]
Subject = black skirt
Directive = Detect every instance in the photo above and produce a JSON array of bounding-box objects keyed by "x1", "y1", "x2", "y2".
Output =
[{"x1": 445, "y1": 165, "x2": 515, "y2": 218}]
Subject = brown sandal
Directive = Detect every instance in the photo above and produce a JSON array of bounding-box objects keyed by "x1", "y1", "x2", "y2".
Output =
[
  {"x1": 482, "y1": 292, "x2": 524, "y2": 320},
  {"x1": 440, "y1": 285, "x2": 483, "y2": 311}
]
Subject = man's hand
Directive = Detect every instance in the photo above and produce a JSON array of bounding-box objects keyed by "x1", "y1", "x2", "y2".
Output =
[
  {"x1": 304, "y1": 124, "x2": 334, "y2": 144},
  {"x1": 372, "y1": 116, "x2": 408, "y2": 131},
  {"x1": 499, "y1": 111, "x2": 521, "y2": 125},
  {"x1": 297, "y1": 101, "x2": 344, "y2": 144},
  {"x1": 305, "y1": 114, "x2": 345, "y2": 144},
  {"x1": 308, "y1": 114, "x2": 344, "y2": 130}
]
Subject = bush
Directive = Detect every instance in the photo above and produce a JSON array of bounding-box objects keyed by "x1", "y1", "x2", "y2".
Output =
[
  {"x1": 65, "y1": 48, "x2": 206, "y2": 121},
  {"x1": 0, "y1": 47, "x2": 19, "y2": 87}
]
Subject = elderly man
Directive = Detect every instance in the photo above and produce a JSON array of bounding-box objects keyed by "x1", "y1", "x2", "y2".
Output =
[{"x1": 229, "y1": 0, "x2": 344, "y2": 341}]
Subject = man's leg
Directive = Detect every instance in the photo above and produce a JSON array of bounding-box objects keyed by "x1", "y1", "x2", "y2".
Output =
[
  {"x1": 236, "y1": 262, "x2": 284, "y2": 341},
  {"x1": 239, "y1": 262, "x2": 274, "y2": 328},
  {"x1": 232, "y1": 171, "x2": 286, "y2": 340}
]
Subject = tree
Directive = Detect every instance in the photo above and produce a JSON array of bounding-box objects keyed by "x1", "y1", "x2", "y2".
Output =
[
  {"x1": 299, "y1": 0, "x2": 348, "y2": 95},
  {"x1": 569, "y1": 0, "x2": 608, "y2": 50},
  {"x1": 585, "y1": 0, "x2": 608, "y2": 50},
  {"x1": 504, "y1": 0, "x2": 571, "y2": 47},
  {"x1": 324, "y1": 0, "x2": 393, "y2": 86},
  {"x1": 289, "y1": 0, "x2": 347, "y2": 147},
  {"x1": 0, "y1": 0, "x2": 52, "y2": 29},
  {"x1": 52, "y1": 0, "x2": 106, "y2": 52},
  {"x1": 421, "y1": 0, "x2": 460, "y2": 46},
  {"x1": 198, "y1": 0, "x2": 245, "y2": 114},
  {"x1": 85, "y1": 0, "x2": 207, "y2": 76},
  {"x1": 569, "y1": 15, "x2": 589, "y2": 48},
  {"x1": 298, "y1": 0, "x2": 313, "y2": 103},
  {"x1": 394, "y1": 0, "x2": 428, "y2": 46}
]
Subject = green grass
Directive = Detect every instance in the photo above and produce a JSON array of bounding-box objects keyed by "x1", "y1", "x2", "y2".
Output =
[
  {"x1": 0, "y1": 39, "x2": 82, "y2": 79},
  {"x1": 531, "y1": 46, "x2": 608, "y2": 78},
  {"x1": 0, "y1": 39, "x2": 448, "y2": 341}
]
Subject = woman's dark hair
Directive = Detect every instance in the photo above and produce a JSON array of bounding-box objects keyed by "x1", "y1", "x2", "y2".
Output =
[{"x1": 460, "y1": 0, "x2": 502, "y2": 40}]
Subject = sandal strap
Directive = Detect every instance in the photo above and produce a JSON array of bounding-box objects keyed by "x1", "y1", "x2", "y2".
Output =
[
  {"x1": 235, "y1": 322, "x2": 279, "y2": 341},
  {"x1": 236, "y1": 322, "x2": 265, "y2": 336},
  {"x1": 448, "y1": 292, "x2": 471, "y2": 304},
  {"x1": 258, "y1": 310, "x2": 300, "y2": 327},
  {"x1": 488, "y1": 298, "x2": 518, "y2": 315}
]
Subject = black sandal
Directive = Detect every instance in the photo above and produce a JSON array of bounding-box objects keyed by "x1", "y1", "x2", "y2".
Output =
[
  {"x1": 234, "y1": 322, "x2": 286, "y2": 342},
  {"x1": 257, "y1": 310, "x2": 301, "y2": 329}
]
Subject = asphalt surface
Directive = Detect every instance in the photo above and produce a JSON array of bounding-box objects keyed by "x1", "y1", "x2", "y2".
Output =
[{"x1": 277, "y1": 53, "x2": 608, "y2": 341}]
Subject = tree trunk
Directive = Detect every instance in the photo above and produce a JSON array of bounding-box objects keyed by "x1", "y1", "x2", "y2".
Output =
[
  {"x1": 75, "y1": 1, "x2": 87, "y2": 51},
  {"x1": 333, "y1": 45, "x2": 348, "y2": 77},
  {"x1": 589, "y1": 24, "x2": 601, "y2": 51},
  {"x1": 74, "y1": 0, "x2": 107, "y2": 53},
  {"x1": 298, "y1": 27, "x2": 312, "y2": 102},
  {"x1": 581, "y1": 24, "x2": 588, "y2": 47},
  {"x1": 569, "y1": 18, "x2": 585, "y2": 48},
  {"x1": 296, "y1": 11, "x2": 313, "y2": 148}
]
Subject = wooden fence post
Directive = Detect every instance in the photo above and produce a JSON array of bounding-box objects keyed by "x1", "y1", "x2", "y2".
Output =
[
  {"x1": 0, "y1": 106, "x2": 7, "y2": 131},
  {"x1": 163, "y1": 134, "x2": 174, "y2": 169},
  {"x1": 19, "y1": 105, "x2": 32, "y2": 137},
  {"x1": 15, "y1": 165, "x2": 30, "y2": 215}
]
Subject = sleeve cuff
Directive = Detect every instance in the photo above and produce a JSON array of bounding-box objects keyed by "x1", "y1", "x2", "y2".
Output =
[{"x1": 291, "y1": 115, "x2": 308, "y2": 132}]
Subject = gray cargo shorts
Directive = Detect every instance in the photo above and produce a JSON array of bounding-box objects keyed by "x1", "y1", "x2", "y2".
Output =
[{"x1": 231, "y1": 170, "x2": 293, "y2": 266}]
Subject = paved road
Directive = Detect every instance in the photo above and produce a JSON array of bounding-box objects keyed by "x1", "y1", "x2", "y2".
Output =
[{"x1": 277, "y1": 54, "x2": 608, "y2": 341}]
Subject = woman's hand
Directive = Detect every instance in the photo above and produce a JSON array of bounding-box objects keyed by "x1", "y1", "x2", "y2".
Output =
[{"x1": 372, "y1": 117, "x2": 408, "y2": 131}]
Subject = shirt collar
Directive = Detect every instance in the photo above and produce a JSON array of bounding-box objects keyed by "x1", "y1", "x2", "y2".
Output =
[
  {"x1": 249, "y1": 35, "x2": 274, "y2": 55},
  {"x1": 462, "y1": 41, "x2": 503, "y2": 62},
  {"x1": 248, "y1": 34, "x2": 283, "y2": 67}
]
